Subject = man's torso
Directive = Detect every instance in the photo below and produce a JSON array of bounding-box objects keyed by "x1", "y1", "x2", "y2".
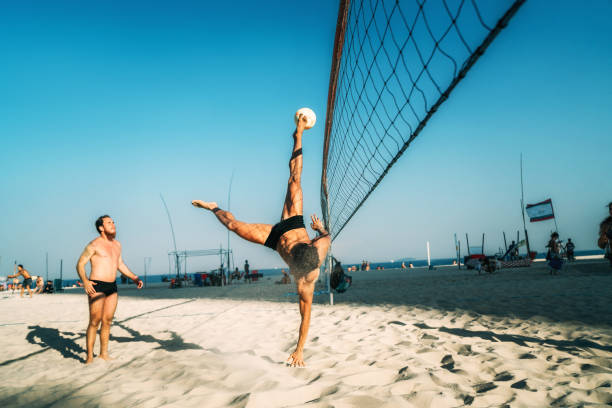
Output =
[{"x1": 89, "y1": 237, "x2": 121, "y2": 282}]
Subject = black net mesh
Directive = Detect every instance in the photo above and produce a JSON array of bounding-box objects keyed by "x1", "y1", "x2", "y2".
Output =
[{"x1": 321, "y1": 0, "x2": 525, "y2": 239}]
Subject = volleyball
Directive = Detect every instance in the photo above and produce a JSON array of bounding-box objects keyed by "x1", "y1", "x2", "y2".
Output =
[{"x1": 294, "y1": 107, "x2": 316, "y2": 129}]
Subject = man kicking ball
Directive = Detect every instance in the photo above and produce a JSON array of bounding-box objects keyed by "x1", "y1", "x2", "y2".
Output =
[
  {"x1": 192, "y1": 113, "x2": 331, "y2": 367},
  {"x1": 76, "y1": 215, "x2": 143, "y2": 364},
  {"x1": 7, "y1": 264, "x2": 33, "y2": 298}
]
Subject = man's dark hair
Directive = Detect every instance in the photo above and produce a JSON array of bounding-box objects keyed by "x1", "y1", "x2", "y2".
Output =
[
  {"x1": 95, "y1": 215, "x2": 111, "y2": 234},
  {"x1": 18, "y1": 264, "x2": 23, "y2": 268},
  {"x1": 290, "y1": 243, "x2": 320, "y2": 273}
]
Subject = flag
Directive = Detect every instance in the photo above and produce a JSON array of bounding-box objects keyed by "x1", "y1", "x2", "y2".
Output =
[{"x1": 526, "y1": 199, "x2": 555, "y2": 222}]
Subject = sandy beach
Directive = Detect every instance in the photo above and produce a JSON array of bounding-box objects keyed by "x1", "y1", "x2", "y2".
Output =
[{"x1": 1, "y1": 260, "x2": 611, "y2": 407}]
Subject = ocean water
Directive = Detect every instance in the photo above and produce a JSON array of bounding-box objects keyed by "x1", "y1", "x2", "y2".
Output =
[{"x1": 56, "y1": 249, "x2": 604, "y2": 288}]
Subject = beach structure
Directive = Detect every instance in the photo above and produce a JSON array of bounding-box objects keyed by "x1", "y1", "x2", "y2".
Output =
[{"x1": 167, "y1": 248, "x2": 232, "y2": 287}]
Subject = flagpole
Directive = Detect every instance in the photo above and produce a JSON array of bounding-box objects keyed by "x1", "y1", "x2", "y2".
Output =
[
  {"x1": 520, "y1": 154, "x2": 531, "y2": 255},
  {"x1": 551, "y1": 201, "x2": 559, "y2": 234}
]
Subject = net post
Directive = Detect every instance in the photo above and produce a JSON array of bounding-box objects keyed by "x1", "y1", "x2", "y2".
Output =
[{"x1": 326, "y1": 253, "x2": 333, "y2": 306}]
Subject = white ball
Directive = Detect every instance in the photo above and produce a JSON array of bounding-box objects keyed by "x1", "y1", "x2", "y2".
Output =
[{"x1": 294, "y1": 107, "x2": 316, "y2": 129}]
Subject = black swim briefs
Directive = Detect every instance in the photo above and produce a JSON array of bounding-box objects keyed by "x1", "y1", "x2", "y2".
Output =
[
  {"x1": 23, "y1": 278, "x2": 32, "y2": 288},
  {"x1": 92, "y1": 280, "x2": 118, "y2": 296},
  {"x1": 264, "y1": 215, "x2": 305, "y2": 250}
]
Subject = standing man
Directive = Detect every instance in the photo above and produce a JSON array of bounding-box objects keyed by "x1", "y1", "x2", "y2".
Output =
[
  {"x1": 565, "y1": 238, "x2": 576, "y2": 262},
  {"x1": 7, "y1": 264, "x2": 33, "y2": 298},
  {"x1": 76, "y1": 215, "x2": 143, "y2": 364},
  {"x1": 192, "y1": 114, "x2": 331, "y2": 367},
  {"x1": 599, "y1": 202, "x2": 612, "y2": 266},
  {"x1": 244, "y1": 260, "x2": 251, "y2": 283}
]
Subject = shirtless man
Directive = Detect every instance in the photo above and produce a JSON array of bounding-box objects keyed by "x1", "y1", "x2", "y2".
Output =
[
  {"x1": 192, "y1": 114, "x2": 331, "y2": 367},
  {"x1": 598, "y1": 202, "x2": 612, "y2": 266},
  {"x1": 76, "y1": 215, "x2": 143, "y2": 364},
  {"x1": 7, "y1": 264, "x2": 33, "y2": 298}
]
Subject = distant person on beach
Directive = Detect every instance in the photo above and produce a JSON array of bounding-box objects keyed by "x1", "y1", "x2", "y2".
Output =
[
  {"x1": 330, "y1": 258, "x2": 352, "y2": 293},
  {"x1": 43, "y1": 280, "x2": 54, "y2": 294},
  {"x1": 600, "y1": 204, "x2": 612, "y2": 263},
  {"x1": 546, "y1": 232, "x2": 562, "y2": 274},
  {"x1": 565, "y1": 238, "x2": 575, "y2": 261},
  {"x1": 230, "y1": 267, "x2": 240, "y2": 283},
  {"x1": 243, "y1": 260, "x2": 251, "y2": 283},
  {"x1": 7, "y1": 264, "x2": 33, "y2": 298},
  {"x1": 509, "y1": 240, "x2": 519, "y2": 260},
  {"x1": 192, "y1": 114, "x2": 331, "y2": 367},
  {"x1": 76, "y1": 215, "x2": 143, "y2": 364},
  {"x1": 33, "y1": 276, "x2": 44, "y2": 294},
  {"x1": 276, "y1": 269, "x2": 291, "y2": 285},
  {"x1": 598, "y1": 202, "x2": 612, "y2": 266}
]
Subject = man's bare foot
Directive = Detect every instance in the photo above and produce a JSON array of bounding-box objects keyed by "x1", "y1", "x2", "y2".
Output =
[
  {"x1": 191, "y1": 200, "x2": 218, "y2": 210},
  {"x1": 85, "y1": 356, "x2": 94, "y2": 364},
  {"x1": 99, "y1": 354, "x2": 114, "y2": 362}
]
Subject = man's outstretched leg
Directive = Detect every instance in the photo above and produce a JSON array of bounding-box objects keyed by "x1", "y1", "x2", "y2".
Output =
[
  {"x1": 192, "y1": 201, "x2": 272, "y2": 245},
  {"x1": 281, "y1": 115, "x2": 307, "y2": 220}
]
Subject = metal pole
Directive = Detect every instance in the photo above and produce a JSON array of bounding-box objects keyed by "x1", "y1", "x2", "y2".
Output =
[
  {"x1": 520, "y1": 153, "x2": 531, "y2": 255},
  {"x1": 426, "y1": 241, "x2": 431, "y2": 268},
  {"x1": 176, "y1": 253, "x2": 180, "y2": 285},
  {"x1": 219, "y1": 244, "x2": 223, "y2": 287},
  {"x1": 481, "y1": 233, "x2": 485, "y2": 254},
  {"x1": 465, "y1": 234, "x2": 471, "y2": 256},
  {"x1": 326, "y1": 253, "x2": 333, "y2": 305},
  {"x1": 454, "y1": 233, "x2": 460, "y2": 269},
  {"x1": 458, "y1": 241, "x2": 461, "y2": 268},
  {"x1": 323, "y1": 182, "x2": 333, "y2": 306},
  {"x1": 60, "y1": 259, "x2": 63, "y2": 289},
  {"x1": 45, "y1": 252, "x2": 49, "y2": 282},
  {"x1": 227, "y1": 170, "x2": 234, "y2": 284},
  {"x1": 503, "y1": 232, "x2": 508, "y2": 252},
  {"x1": 551, "y1": 201, "x2": 559, "y2": 234},
  {"x1": 160, "y1": 194, "x2": 180, "y2": 280}
]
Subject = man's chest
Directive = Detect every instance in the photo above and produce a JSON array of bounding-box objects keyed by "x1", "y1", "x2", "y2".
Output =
[{"x1": 95, "y1": 243, "x2": 120, "y2": 261}]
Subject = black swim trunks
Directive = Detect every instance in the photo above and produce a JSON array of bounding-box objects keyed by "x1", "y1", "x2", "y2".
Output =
[
  {"x1": 264, "y1": 215, "x2": 305, "y2": 250},
  {"x1": 23, "y1": 278, "x2": 32, "y2": 288},
  {"x1": 92, "y1": 280, "x2": 118, "y2": 296}
]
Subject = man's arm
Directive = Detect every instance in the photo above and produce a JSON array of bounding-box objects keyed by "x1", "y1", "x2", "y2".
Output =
[
  {"x1": 118, "y1": 254, "x2": 143, "y2": 289},
  {"x1": 7, "y1": 263, "x2": 17, "y2": 279},
  {"x1": 287, "y1": 278, "x2": 315, "y2": 368},
  {"x1": 76, "y1": 244, "x2": 97, "y2": 296},
  {"x1": 310, "y1": 214, "x2": 331, "y2": 263}
]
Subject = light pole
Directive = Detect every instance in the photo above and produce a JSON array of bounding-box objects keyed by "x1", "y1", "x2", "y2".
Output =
[
  {"x1": 160, "y1": 194, "x2": 180, "y2": 284},
  {"x1": 227, "y1": 170, "x2": 235, "y2": 285}
]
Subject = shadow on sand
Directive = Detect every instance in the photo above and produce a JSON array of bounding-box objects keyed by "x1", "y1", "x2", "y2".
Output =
[
  {"x1": 414, "y1": 322, "x2": 612, "y2": 354},
  {"x1": 0, "y1": 300, "x2": 203, "y2": 367}
]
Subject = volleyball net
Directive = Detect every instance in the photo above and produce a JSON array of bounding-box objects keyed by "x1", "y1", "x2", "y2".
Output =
[{"x1": 321, "y1": 0, "x2": 526, "y2": 239}]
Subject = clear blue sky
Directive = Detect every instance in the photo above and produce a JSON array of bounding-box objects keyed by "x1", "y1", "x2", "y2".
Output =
[{"x1": 1, "y1": 1, "x2": 611, "y2": 279}]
